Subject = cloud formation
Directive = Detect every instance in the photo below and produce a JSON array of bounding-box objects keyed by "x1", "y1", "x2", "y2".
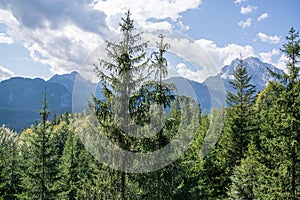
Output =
[
  {"x1": 238, "y1": 18, "x2": 251, "y2": 28},
  {"x1": 142, "y1": 33, "x2": 256, "y2": 83},
  {"x1": 0, "y1": 66, "x2": 15, "y2": 81},
  {"x1": 257, "y1": 32, "x2": 280, "y2": 44},
  {"x1": 92, "y1": 0, "x2": 202, "y2": 31},
  {"x1": 0, "y1": 0, "x2": 107, "y2": 75},
  {"x1": 176, "y1": 63, "x2": 204, "y2": 83},
  {"x1": 234, "y1": 0, "x2": 247, "y2": 4},
  {"x1": 0, "y1": 0, "x2": 286, "y2": 82},
  {"x1": 240, "y1": 5, "x2": 257, "y2": 15},
  {"x1": 0, "y1": 33, "x2": 13, "y2": 44},
  {"x1": 0, "y1": 0, "x2": 202, "y2": 76},
  {"x1": 196, "y1": 39, "x2": 255, "y2": 68},
  {"x1": 1, "y1": 0, "x2": 107, "y2": 34},
  {"x1": 257, "y1": 13, "x2": 268, "y2": 21},
  {"x1": 259, "y1": 49, "x2": 279, "y2": 64}
]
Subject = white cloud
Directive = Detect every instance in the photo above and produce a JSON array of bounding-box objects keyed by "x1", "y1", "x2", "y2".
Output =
[
  {"x1": 257, "y1": 13, "x2": 269, "y2": 21},
  {"x1": 0, "y1": 9, "x2": 20, "y2": 42},
  {"x1": 259, "y1": 49, "x2": 290, "y2": 73},
  {"x1": 257, "y1": 32, "x2": 281, "y2": 44},
  {"x1": 0, "y1": 9, "x2": 20, "y2": 27},
  {"x1": 234, "y1": 0, "x2": 247, "y2": 4},
  {"x1": 177, "y1": 21, "x2": 190, "y2": 31},
  {"x1": 275, "y1": 54, "x2": 289, "y2": 72},
  {"x1": 92, "y1": 0, "x2": 202, "y2": 31},
  {"x1": 196, "y1": 39, "x2": 255, "y2": 68},
  {"x1": 0, "y1": 66, "x2": 15, "y2": 81},
  {"x1": 0, "y1": 0, "x2": 202, "y2": 76},
  {"x1": 0, "y1": 33, "x2": 13, "y2": 44},
  {"x1": 176, "y1": 63, "x2": 203, "y2": 82},
  {"x1": 238, "y1": 18, "x2": 252, "y2": 28},
  {"x1": 23, "y1": 23, "x2": 104, "y2": 74},
  {"x1": 0, "y1": 8, "x2": 104, "y2": 75},
  {"x1": 240, "y1": 5, "x2": 257, "y2": 15},
  {"x1": 259, "y1": 49, "x2": 279, "y2": 64},
  {"x1": 142, "y1": 33, "x2": 255, "y2": 82}
]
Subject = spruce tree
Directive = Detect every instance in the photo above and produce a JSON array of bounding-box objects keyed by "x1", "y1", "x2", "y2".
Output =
[
  {"x1": 55, "y1": 122, "x2": 78, "y2": 200},
  {"x1": 204, "y1": 56, "x2": 256, "y2": 198},
  {"x1": 226, "y1": 56, "x2": 256, "y2": 162},
  {"x1": 227, "y1": 142, "x2": 269, "y2": 199},
  {"x1": 18, "y1": 90, "x2": 59, "y2": 199},
  {"x1": 92, "y1": 10, "x2": 149, "y2": 200}
]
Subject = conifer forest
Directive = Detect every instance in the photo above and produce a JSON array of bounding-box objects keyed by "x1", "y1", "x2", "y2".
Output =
[{"x1": 0, "y1": 11, "x2": 300, "y2": 199}]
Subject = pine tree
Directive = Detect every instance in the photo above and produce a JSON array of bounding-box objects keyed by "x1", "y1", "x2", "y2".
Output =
[
  {"x1": 172, "y1": 113, "x2": 207, "y2": 199},
  {"x1": 55, "y1": 120, "x2": 106, "y2": 199},
  {"x1": 149, "y1": 34, "x2": 172, "y2": 199},
  {"x1": 255, "y1": 81, "x2": 293, "y2": 199}
]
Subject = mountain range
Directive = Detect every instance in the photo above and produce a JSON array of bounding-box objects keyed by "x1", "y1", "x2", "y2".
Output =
[{"x1": 0, "y1": 57, "x2": 283, "y2": 131}]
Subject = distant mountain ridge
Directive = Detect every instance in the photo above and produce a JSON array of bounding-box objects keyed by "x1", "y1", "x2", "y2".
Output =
[
  {"x1": 0, "y1": 72, "x2": 95, "y2": 131},
  {"x1": 0, "y1": 57, "x2": 283, "y2": 131}
]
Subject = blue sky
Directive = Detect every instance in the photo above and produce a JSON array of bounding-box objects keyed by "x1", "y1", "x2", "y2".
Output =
[{"x1": 0, "y1": 0, "x2": 299, "y2": 82}]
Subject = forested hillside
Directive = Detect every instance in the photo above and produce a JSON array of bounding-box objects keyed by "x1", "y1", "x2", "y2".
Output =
[{"x1": 0, "y1": 11, "x2": 299, "y2": 199}]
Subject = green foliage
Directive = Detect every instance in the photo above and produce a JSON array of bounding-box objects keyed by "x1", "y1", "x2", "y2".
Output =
[
  {"x1": 18, "y1": 91, "x2": 59, "y2": 200},
  {"x1": 0, "y1": 125, "x2": 20, "y2": 199},
  {"x1": 92, "y1": 10, "x2": 150, "y2": 199},
  {"x1": 259, "y1": 27, "x2": 300, "y2": 199},
  {"x1": 227, "y1": 142, "x2": 269, "y2": 199},
  {"x1": 226, "y1": 56, "x2": 256, "y2": 161}
]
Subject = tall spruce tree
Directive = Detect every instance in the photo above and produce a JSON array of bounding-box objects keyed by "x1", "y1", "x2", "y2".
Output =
[
  {"x1": 55, "y1": 121, "x2": 79, "y2": 200},
  {"x1": 92, "y1": 10, "x2": 149, "y2": 200},
  {"x1": 206, "y1": 56, "x2": 257, "y2": 198},
  {"x1": 150, "y1": 34, "x2": 171, "y2": 199},
  {"x1": 254, "y1": 81, "x2": 287, "y2": 198},
  {"x1": 226, "y1": 56, "x2": 256, "y2": 162}
]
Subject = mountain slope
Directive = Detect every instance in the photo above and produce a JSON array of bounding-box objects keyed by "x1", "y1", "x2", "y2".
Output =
[
  {"x1": 166, "y1": 76, "x2": 226, "y2": 113},
  {"x1": 0, "y1": 57, "x2": 284, "y2": 131},
  {"x1": 0, "y1": 73, "x2": 95, "y2": 131},
  {"x1": 220, "y1": 57, "x2": 283, "y2": 91},
  {"x1": 203, "y1": 57, "x2": 283, "y2": 106}
]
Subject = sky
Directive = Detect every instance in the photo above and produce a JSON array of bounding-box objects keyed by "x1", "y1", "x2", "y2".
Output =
[{"x1": 0, "y1": 0, "x2": 299, "y2": 83}]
